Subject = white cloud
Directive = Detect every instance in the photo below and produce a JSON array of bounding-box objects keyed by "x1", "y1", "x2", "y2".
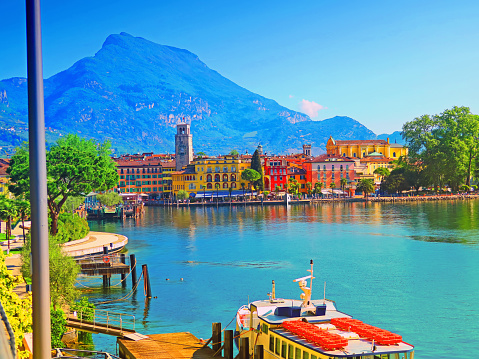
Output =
[
  {"x1": 289, "y1": 94, "x2": 294, "y2": 98},
  {"x1": 299, "y1": 99, "x2": 326, "y2": 118}
]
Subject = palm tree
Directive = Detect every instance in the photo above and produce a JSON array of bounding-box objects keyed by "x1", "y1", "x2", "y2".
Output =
[
  {"x1": 373, "y1": 167, "x2": 390, "y2": 195},
  {"x1": 330, "y1": 182, "x2": 336, "y2": 199},
  {"x1": 215, "y1": 183, "x2": 220, "y2": 204},
  {"x1": 357, "y1": 178, "x2": 375, "y2": 200},
  {"x1": 306, "y1": 182, "x2": 312, "y2": 197},
  {"x1": 340, "y1": 178, "x2": 348, "y2": 198},
  {"x1": 241, "y1": 182, "x2": 246, "y2": 203},
  {"x1": 228, "y1": 186, "x2": 233, "y2": 204},
  {"x1": 0, "y1": 195, "x2": 19, "y2": 253},
  {"x1": 15, "y1": 199, "x2": 30, "y2": 243},
  {"x1": 200, "y1": 184, "x2": 206, "y2": 205},
  {"x1": 314, "y1": 182, "x2": 323, "y2": 198}
]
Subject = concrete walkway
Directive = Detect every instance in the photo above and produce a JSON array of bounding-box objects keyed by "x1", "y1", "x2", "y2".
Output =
[{"x1": 61, "y1": 231, "x2": 128, "y2": 257}]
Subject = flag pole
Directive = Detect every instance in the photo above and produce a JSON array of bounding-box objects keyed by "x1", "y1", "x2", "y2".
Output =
[{"x1": 25, "y1": 0, "x2": 51, "y2": 357}]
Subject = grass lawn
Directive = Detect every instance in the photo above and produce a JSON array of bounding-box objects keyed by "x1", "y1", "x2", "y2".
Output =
[{"x1": 0, "y1": 233, "x2": 16, "y2": 241}]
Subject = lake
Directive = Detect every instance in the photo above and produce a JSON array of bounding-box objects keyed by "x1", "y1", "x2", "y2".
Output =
[{"x1": 83, "y1": 200, "x2": 479, "y2": 359}]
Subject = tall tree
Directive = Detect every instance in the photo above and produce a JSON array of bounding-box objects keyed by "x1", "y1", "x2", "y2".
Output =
[
  {"x1": 8, "y1": 135, "x2": 119, "y2": 235},
  {"x1": 250, "y1": 149, "x2": 264, "y2": 191},
  {"x1": 241, "y1": 168, "x2": 260, "y2": 198},
  {"x1": 0, "y1": 195, "x2": 18, "y2": 251},
  {"x1": 356, "y1": 178, "x2": 375, "y2": 199}
]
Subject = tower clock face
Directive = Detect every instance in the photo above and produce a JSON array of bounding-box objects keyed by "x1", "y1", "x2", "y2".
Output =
[{"x1": 179, "y1": 144, "x2": 186, "y2": 155}]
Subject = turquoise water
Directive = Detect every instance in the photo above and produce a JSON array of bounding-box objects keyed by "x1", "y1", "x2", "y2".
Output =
[{"x1": 83, "y1": 201, "x2": 479, "y2": 358}]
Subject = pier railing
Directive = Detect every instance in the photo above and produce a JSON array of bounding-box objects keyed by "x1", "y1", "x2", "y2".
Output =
[{"x1": 68, "y1": 308, "x2": 136, "y2": 333}]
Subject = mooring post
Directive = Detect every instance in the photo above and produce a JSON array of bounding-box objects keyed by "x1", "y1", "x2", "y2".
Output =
[
  {"x1": 142, "y1": 264, "x2": 152, "y2": 298},
  {"x1": 120, "y1": 253, "x2": 127, "y2": 288},
  {"x1": 224, "y1": 330, "x2": 233, "y2": 359},
  {"x1": 130, "y1": 254, "x2": 137, "y2": 288},
  {"x1": 212, "y1": 322, "x2": 222, "y2": 354},
  {"x1": 254, "y1": 345, "x2": 264, "y2": 359},
  {"x1": 103, "y1": 246, "x2": 109, "y2": 287},
  {"x1": 240, "y1": 337, "x2": 249, "y2": 359}
]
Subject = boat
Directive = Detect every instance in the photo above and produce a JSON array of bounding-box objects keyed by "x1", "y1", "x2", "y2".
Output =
[{"x1": 235, "y1": 260, "x2": 414, "y2": 359}]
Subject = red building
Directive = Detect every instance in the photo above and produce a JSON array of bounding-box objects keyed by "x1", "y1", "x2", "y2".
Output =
[{"x1": 264, "y1": 157, "x2": 288, "y2": 191}]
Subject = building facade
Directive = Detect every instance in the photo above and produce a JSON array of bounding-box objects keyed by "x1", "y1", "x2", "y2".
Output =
[
  {"x1": 326, "y1": 137, "x2": 407, "y2": 160},
  {"x1": 175, "y1": 123, "x2": 193, "y2": 171}
]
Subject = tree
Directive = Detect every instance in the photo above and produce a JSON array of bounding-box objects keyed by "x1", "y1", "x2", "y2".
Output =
[
  {"x1": 314, "y1": 182, "x2": 323, "y2": 196},
  {"x1": 21, "y1": 234, "x2": 80, "y2": 309},
  {"x1": 381, "y1": 168, "x2": 410, "y2": 195},
  {"x1": 214, "y1": 182, "x2": 220, "y2": 203},
  {"x1": 241, "y1": 168, "x2": 261, "y2": 198},
  {"x1": 241, "y1": 182, "x2": 246, "y2": 201},
  {"x1": 356, "y1": 178, "x2": 375, "y2": 199},
  {"x1": 229, "y1": 149, "x2": 239, "y2": 156},
  {"x1": 177, "y1": 190, "x2": 189, "y2": 201},
  {"x1": 0, "y1": 195, "x2": 18, "y2": 252},
  {"x1": 306, "y1": 182, "x2": 312, "y2": 196},
  {"x1": 15, "y1": 198, "x2": 30, "y2": 243},
  {"x1": 97, "y1": 191, "x2": 123, "y2": 207},
  {"x1": 373, "y1": 167, "x2": 390, "y2": 181},
  {"x1": 340, "y1": 178, "x2": 348, "y2": 198},
  {"x1": 250, "y1": 149, "x2": 264, "y2": 191},
  {"x1": 275, "y1": 185, "x2": 281, "y2": 198},
  {"x1": 329, "y1": 182, "x2": 336, "y2": 199},
  {"x1": 196, "y1": 151, "x2": 206, "y2": 157},
  {"x1": 8, "y1": 135, "x2": 119, "y2": 235}
]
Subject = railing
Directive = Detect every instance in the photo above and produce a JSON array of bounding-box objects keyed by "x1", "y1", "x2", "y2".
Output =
[
  {"x1": 68, "y1": 308, "x2": 136, "y2": 333},
  {"x1": 53, "y1": 348, "x2": 121, "y2": 359}
]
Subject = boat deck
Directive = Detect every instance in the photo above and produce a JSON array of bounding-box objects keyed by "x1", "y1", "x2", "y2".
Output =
[{"x1": 117, "y1": 332, "x2": 224, "y2": 359}]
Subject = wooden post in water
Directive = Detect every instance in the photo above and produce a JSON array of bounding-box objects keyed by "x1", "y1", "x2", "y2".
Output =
[
  {"x1": 254, "y1": 345, "x2": 264, "y2": 359},
  {"x1": 224, "y1": 330, "x2": 233, "y2": 359},
  {"x1": 120, "y1": 253, "x2": 127, "y2": 288},
  {"x1": 130, "y1": 254, "x2": 137, "y2": 287},
  {"x1": 102, "y1": 246, "x2": 110, "y2": 287},
  {"x1": 142, "y1": 264, "x2": 152, "y2": 298},
  {"x1": 239, "y1": 337, "x2": 249, "y2": 359},
  {"x1": 212, "y1": 322, "x2": 222, "y2": 354}
]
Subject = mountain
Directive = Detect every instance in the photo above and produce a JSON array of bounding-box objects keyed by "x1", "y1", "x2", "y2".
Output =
[
  {"x1": 0, "y1": 32, "x2": 378, "y2": 155},
  {"x1": 377, "y1": 131, "x2": 405, "y2": 145}
]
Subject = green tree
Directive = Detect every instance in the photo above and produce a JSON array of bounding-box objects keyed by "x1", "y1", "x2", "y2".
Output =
[
  {"x1": 356, "y1": 178, "x2": 375, "y2": 199},
  {"x1": 275, "y1": 185, "x2": 281, "y2": 197},
  {"x1": 314, "y1": 182, "x2": 323, "y2": 196},
  {"x1": 50, "y1": 307, "x2": 67, "y2": 348},
  {"x1": 177, "y1": 189, "x2": 189, "y2": 201},
  {"x1": 340, "y1": 177, "x2": 348, "y2": 197},
  {"x1": 250, "y1": 149, "x2": 264, "y2": 191},
  {"x1": 241, "y1": 168, "x2": 261, "y2": 197},
  {"x1": 373, "y1": 167, "x2": 390, "y2": 181},
  {"x1": 97, "y1": 191, "x2": 123, "y2": 207},
  {"x1": 53, "y1": 213, "x2": 90, "y2": 243},
  {"x1": 381, "y1": 169, "x2": 409, "y2": 195},
  {"x1": 8, "y1": 135, "x2": 119, "y2": 235},
  {"x1": 63, "y1": 196, "x2": 85, "y2": 214},
  {"x1": 21, "y1": 235, "x2": 80, "y2": 309},
  {"x1": 229, "y1": 149, "x2": 239, "y2": 156},
  {"x1": 0, "y1": 195, "x2": 18, "y2": 251},
  {"x1": 15, "y1": 198, "x2": 30, "y2": 243},
  {"x1": 214, "y1": 183, "x2": 220, "y2": 202},
  {"x1": 196, "y1": 151, "x2": 206, "y2": 157},
  {"x1": 306, "y1": 182, "x2": 312, "y2": 195}
]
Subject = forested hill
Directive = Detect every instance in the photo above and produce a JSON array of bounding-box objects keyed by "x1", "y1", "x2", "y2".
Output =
[{"x1": 1, "y1": 32, "x2": 382, "y2": 155}]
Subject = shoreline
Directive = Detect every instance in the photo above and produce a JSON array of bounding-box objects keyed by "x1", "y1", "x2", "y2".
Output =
[{"x1": 143, "y1": 194, "x2": 479, "y2": 208}]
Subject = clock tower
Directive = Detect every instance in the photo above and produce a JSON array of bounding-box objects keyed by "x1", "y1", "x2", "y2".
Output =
[{"x1": 175, "y1": 123, "x2": 193, "y2": 171}]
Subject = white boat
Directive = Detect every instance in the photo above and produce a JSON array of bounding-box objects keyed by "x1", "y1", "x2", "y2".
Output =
[{"x1": 235, "y1": 260, "x2": 414, "y2": 359}]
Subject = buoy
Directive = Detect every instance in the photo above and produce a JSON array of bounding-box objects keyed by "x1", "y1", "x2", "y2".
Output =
[{"x1": 102, "y1": 255, "x2": 110, "y2": 264}]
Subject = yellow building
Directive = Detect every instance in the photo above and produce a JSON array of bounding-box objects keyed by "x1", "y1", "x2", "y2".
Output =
[
  {"x1": 0, "y1": 160, "x2": 11, "y2": 197},
  {"x1": 171, "y1": 155, "x2": 251, "y2": 199},
  {"x1": 355, "y1": 153, "x2": 395, "y2": 185},
  {"x1": 326, "y1": 136, "x2": 407, "y2": 160}
]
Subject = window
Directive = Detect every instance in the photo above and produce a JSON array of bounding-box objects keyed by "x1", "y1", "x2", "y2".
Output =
[
  {"x1": 215, "y1": 174, "x2": 220, "y2": 182},
  {"x1": 262, "y1": 324, "x2": 269, "y2": 334},
  {"x1": 206, "y1": 174, "x2": 212, "y2": 182},
  {"x1": 223, "y1": 183, "x2": 228, "y2": 188},
  {"x1": 288, "y1": 344, "x2": 294, "y2": 359},
  {"x1": 269, "y1": 335, "x2": 274, "y2": 351},
  {"x1": 353, "y1": 153, "x2": 356, "y2": 157},
  {"x1": 343, "y1": 153, "x2": 346, "y2": 157},
  {"x1": 232, "y1": 166, "x2": 236, "y2": 172},
  {"x1": 223, "y1": 174, "x2": 228, "y2": 182},
  {"x1": 302, "y1": 352, "x2": 309, "y2": 359},
  {"x1": 393, "y1": 152, "x2": 396, "y2": 157},
  {"x1": 295, "y1": 347, "x2": 301, "y2": 359},
  {"x1": 323, "y1": 165, "x2": 326, "y2": 171},
  {"x1": 232, "y1": 182, "x2": 237, "y2": 189},
  {"x1": 231, "y1": 174, "x2": 236, "y2": 181},
  {"x1": 275, "y1": 338, "x2": 280, "y2": 355},
  {"x1": 215, "y1": 166, "x2": 220, "y2": 173},
  {"x1": 223, "y1": 166, "x2": 228, "y2": 172},
  {"x1": 281, "y1": 341, "x2": 287, "y2": 358},
  {"x1": 207, "y1": 183, "x2": 212, "y2": 189},
  {"x1": 332, "y1": 165, "x2": 334, "y2": 171}
]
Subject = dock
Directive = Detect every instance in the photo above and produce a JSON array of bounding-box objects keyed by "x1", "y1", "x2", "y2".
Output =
[{"x1": 117, "y1": 332, "x2": 224, "y2": 359}]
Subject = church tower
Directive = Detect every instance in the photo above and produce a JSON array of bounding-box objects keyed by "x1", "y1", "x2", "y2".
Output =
[{"x1": 175, "y1": 123, "x2": 193, "y2": 171}]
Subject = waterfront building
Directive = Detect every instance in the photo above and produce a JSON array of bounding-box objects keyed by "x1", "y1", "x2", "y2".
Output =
[
  {"x1": 175, "y1": 123, "x2": 193, "y2": 171},
  {"x1": 306, "y1": 154, "x2": 357, "y2": 195},
  {"x1": 287, "y1": 166, "x2": 308, "y2": 194},
  {"x1": 113, "y1": 154, "x2": 175, "y2": 199},
  {"x1": 356, "y1": 152, "x2": 395, "y2": 185},
  {"x1": 0, "y1": 159, "x2": 11, "y2": 197},
  {"x1": 171, "y1": 155, "x2": 250, "y2": 199},
  {"x1": 326, "y1": 136, "x2": 407, "y2": 160},
  {"x1": 263, "y1": 157, "x2": 288, "y2": 192}
]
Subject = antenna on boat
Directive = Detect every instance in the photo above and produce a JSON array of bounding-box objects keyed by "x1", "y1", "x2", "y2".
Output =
[
  {"x1": 272, "y1": 280, "x2": 276, "y2": 300},
  {"x1": 308, "y1": 259, "x2": 314, "y2": 296},
  {"x1": 323, "y1": 281, "x2": 326, "y2": 304}
]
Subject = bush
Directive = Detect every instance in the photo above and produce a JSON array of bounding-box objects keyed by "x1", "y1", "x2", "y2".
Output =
[
  {"x1": 52, "y1": 213, "x2": 89, "y2": 244},
  {"x1": 51, "y1": 307, "x2": 66, "y2": 348}
]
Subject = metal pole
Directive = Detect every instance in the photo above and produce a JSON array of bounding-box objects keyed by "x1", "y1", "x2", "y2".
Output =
[{"x1": 26, "y1": 0, "x2": 51, "y2": 357}]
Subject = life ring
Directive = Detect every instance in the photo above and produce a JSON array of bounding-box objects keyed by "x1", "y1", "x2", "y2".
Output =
[{"x1": 103, "y1": 255, "x2": 110, "y2": 264}]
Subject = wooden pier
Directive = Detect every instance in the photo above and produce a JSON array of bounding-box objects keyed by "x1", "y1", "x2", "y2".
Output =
[{"x1": 117, "y1": 332, "x2": 224, "y2": 359}]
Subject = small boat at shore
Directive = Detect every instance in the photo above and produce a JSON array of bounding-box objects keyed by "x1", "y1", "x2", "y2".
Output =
[{"x1": 235, "y1": 260, "x2": 414, "y2": 359}]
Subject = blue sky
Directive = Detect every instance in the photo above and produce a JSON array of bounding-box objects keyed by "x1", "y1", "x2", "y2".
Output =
[{"x1": 1, "y1": 0, "x2": 478, "y2": 134}]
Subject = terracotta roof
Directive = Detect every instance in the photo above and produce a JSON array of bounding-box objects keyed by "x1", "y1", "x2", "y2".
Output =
[
  {"x1": 114, "y1": 159, "x2": 164, "y2": 166},
  {"x1": 0, "y1": 167, "x2": 8, "y2": 176},
  {"x1": 335, "y1": 140, "x2": 388, "y2": 145},
  {"x1": 161, "y1": 161, "x2": 176, "y2": 168},
  {"x1": 359, "y1": 157, "x2": 394, "y2": 163},
  {"x1": 308, "y1": 154, "x2": 355, "y2": 163}
]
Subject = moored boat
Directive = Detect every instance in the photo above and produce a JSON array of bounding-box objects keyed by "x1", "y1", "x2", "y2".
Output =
[{"x1": 235, "y1": 260, "x2": 414, "y2": 359}]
